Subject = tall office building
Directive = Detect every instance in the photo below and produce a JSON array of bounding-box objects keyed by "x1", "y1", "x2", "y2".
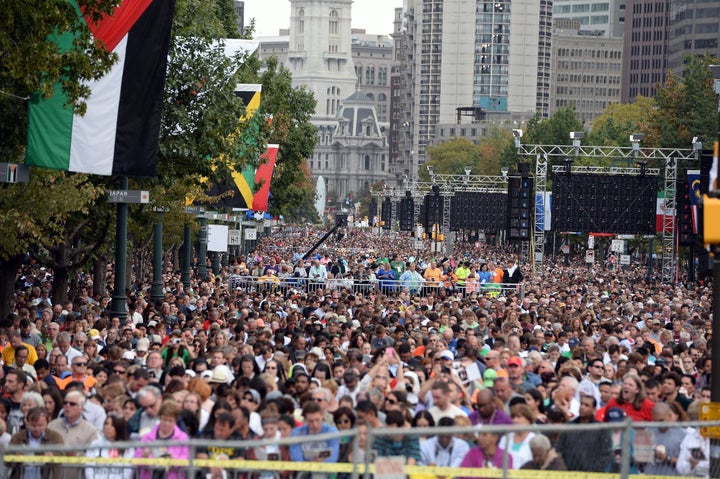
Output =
[
  {"x1": 667, "y1": 0, "x2": 720, "y2": 74},
  {"x1": 621, "y1": 0, "x2": 669, "y2": 103},
  {"x1": 550, "y1": 19, "x2": 624, "y2": 123},
  {"x1": 551, "y1": 0, "x2": 626, "y2": 37},
  {"x1": 391, "y1": 0, "x2": 552, "y2": 180},
  {"x1": 234, "y1": 1, "x2": 244, "y2": 33}
]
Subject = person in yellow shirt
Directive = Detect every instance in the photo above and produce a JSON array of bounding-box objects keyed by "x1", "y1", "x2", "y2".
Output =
[
  {"x1": 423, "y1": 260, "x2": 443, "y2": 295},
  {"x1": 3, "y1": 331, "x2": 38, "y2": 366}
]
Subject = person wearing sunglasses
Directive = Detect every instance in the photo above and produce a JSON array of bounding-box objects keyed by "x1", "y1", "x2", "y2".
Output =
[
  {"x1": 47, "y1": 389, "x2": 99, "y2": 478},
  {"x1": 56, "y1": 356, "x2": 97, "y2": 393}
]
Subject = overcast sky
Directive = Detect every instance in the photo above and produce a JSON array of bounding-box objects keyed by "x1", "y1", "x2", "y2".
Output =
[{"x1": 245, "y1": 0, "x2": 402, "y2": 37}]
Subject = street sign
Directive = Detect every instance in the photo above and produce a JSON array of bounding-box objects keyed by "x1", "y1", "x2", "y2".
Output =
[
  {"x1": 585, "y1": 250, "x2": 595, "y2": 263},
  {"x1": 611, "y1": 239, "x2": 625, "y2": 253},
  {"x1": 184, "y1": 206, "x2": 205, "y2": 215},
  {"x1": 620, "y1": 254, "x2": 631, "y2": 265},
  {"x1": 588, "y1": 235, "x2": 595, "y2": 249},
  {"x1": 228, "y1": 229, "x2": 241, "y2": 245},
  {"x1": 245, "y1": 229, "x2": 257, "y2": 240},
  {"x1": 700, "y1": 402, "x2": 720, "y2": 439},
  {"x1": 0, "y1": 163, "x2": 29, "y2": 183},
  {"x1": 107, "y1": 190, "x2": 150, "y2": 204}
]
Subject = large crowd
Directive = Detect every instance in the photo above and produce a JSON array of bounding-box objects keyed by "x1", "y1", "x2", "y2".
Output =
[{"x1": 1, "y1": 225, "x2": 716, "y2": 478}]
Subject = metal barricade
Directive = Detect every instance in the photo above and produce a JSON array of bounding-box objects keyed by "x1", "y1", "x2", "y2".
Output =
[
  {"x1": 228, "y1": 275, "x2": 525, "y2": 299},
  {"x1": 5, "y1": 420, "x2": 715, "y2": 479}
]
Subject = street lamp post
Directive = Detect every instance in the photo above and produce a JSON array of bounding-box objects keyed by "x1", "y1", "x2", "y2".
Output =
[
  {"x1": 150, "y1": 210, "x2": 164, "y2": 304},
  {"x1": 109, "y1": 176, "x2": 128, "y2": 324}
]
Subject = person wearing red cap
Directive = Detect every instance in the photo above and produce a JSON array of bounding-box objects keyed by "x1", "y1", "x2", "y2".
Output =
[{"x1": 507, "y1": 356, "x2": 534, "y2": 393}]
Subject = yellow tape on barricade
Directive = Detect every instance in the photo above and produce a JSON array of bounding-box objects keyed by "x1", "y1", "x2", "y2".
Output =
[
  {"x1": 195, "y1": 460, "x2": 358, "y2": 473},
  {"x1": 0, "y1": 455, "x2": 700, "y2": 479},
  {"x1": 3, "y1": 455, "x2": 188, "y2": 468}
]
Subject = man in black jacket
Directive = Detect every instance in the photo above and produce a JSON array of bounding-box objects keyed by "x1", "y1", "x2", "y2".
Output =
[{"x1": 555, "y1": 395, "x2": 611, "y2": 471}]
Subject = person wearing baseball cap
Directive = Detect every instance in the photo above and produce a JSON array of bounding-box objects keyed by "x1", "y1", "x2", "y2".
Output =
[{"x1": 507, "y1": 356, "x2": 533, "y2": 393}]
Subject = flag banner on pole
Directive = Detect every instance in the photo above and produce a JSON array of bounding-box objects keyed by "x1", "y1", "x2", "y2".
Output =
[
  {"x1": 235, "y1": 84, "x2": 262, "y2": 120},
  {"x1": 251, "y1": 144, "x2": 279, "y2": 212},
  {"x1": 26, "y1": 0, "x2": 175, "y2": 177},
  {"x1": 687, "y1": 169, "x2": 700, "y2": 234},
  {"x1": 200, "y1": 84, "x2": 263, "y2": 208}
]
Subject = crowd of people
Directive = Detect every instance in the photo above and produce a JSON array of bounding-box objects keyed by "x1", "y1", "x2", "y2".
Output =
[{"x1": 1, "y1": 224, "x2": 716, "y2": 478}]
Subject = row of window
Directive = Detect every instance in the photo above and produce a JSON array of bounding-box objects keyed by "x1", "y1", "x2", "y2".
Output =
[
  {"x1": 629, "y1": 44, "x2": 664, "y2": 56},
  {"x1": 438, "y1": 127, "x2": 482, "y2": 137},
  {"x1": 309, "y1": 155, "x2": 386, "y2": 172},
  {"x1": 555, "y1": 86, "x2": 620, "y2": 97},
  {"x1": 556, "y1": 61, "x2": 621, "y2": 72},
  {"x1": 556, "y1": 48, "x2": 621, "y2": 59},
  {"x1": 355, "y1": 65, "x2": 389, "y2": 86},
  {"x1": 295, "y1": 9, "x2": 339, "y2": 34},
  {"x1": 628, "y1": 58, "x2": 665, "y2": 70},
  {"x1": 556, "y1": 73, "x2": 621, "y2": 84},
  {"x1": 554, "y1": 99, "x2": 609, "y2": 110}
]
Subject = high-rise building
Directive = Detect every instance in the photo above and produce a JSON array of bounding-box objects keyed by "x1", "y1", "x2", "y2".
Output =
[
  {"x1": 551, "y1": 0, "x2": 626, "y2": 37},
  {"x1": 234, "y1": 1, "x2": 245, "y2": 33},
  {"x1": 621, "y1": 0, "x2": 668, "y2": 103},
  {"x1": 550, "y1": 19, "x2": 624, "y2": 124},
  {"x1": 390, "y1": 0, "x2": 552, "y2": 180},
  {"x1": 667, "y1": 0, "x2": 720, "y2": 74}
]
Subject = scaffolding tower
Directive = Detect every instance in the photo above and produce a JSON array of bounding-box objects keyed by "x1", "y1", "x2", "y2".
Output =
[{"x1": 517, "y1": 143, "x2": 698, "y2": 284}]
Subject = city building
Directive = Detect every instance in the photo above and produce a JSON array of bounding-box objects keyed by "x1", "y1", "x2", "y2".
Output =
[
  {"x1": 390, "y1": 0, "x2": 552, "y2": 181},
  {"x1": 667, "y1": 0, "x2": 720, "y2": 74},
  {"x1": 621, "y1": 0, "x2": 668, "y2": 103},
  {"x1": 234, "y1": 1, "x2": 244, "y2": 33},
  {"x1": 256, "y1": 1, "x2": 394, "y2": 199},
  {"x1": 550, "y1": 19, "x2": 624, "y2": 124},
  {"x1": 311, "y1": 91, "x2": 389, "y2": 200},
  {"x1": 551, "y1": 0, "x2": 626, "y2": 37}
]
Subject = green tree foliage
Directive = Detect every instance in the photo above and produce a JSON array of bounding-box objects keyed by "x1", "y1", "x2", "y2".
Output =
[
  {"x1": 525, "y1": 106, "x2": 585, "y2": 147},
  {"x1": 0, "y1": 171, "x2": 104, "y2": 319},
  {"x1": 259, "y1": 57, "x2": 318, "y2": 219},
  {"x1": 587, "y1": 97, "x2": 655, "y2": 148},
  {"x1": 0, "y1": 0, "x2": 118, "y2": 317},
  {"x1": 648, "y1": 54, "x2": 719, "y2": 148},
  {"x1": 422, "y1": 138, "x2": 480, "y2": 180}
]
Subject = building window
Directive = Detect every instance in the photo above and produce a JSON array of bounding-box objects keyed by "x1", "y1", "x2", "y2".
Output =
[
  {"x1": 364, "y1": 155, "x2": 371, "y2": 170},
  {"x1": 378, "y1": 66, "x2": 388, "y2": 85},
  {"x1": 365, "y1": 66, "x2": 375, "y2": 85},
  {"x1": 329, "y1": 10, "x2": 339, "y2": 35},
  {"x1": 297, "y1": 9, "x2": 304, "y2": 33}
]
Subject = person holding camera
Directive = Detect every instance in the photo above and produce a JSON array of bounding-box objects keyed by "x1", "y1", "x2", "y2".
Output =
[{"x1": 160, "y1": 331, "x2": 192, "y2": 369}]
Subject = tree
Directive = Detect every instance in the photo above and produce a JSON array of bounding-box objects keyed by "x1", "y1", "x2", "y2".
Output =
[
  {"x1": 421, "y1": 138, "x2": 480, "y2": 180},
  {"x1": 476, "y1": 125, "x2": 515, "y2": 175},
  {"x1": 258, "y1": 57, "x2": 318, "y2": 219},
  {"x1": 648, "y1": 54, "x2": 719, "y2": 148},
  {"x1": 587, "y1": 97, "x2": 656, "y2": 148},
  {"x1": 524, "y1": 106, "x2": 585, "y2": 147},
  {"x1": 0, "y1": 0, "x2": 118, "y2": 319},
  {"x1": 0, "y1": 171, "x2": 104, "y2": 320}
]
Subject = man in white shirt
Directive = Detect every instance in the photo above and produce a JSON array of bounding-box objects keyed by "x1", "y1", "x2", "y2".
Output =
[
  {"x1": 419, "y1": 416, "x2": 470, "y2": 467},
  {"x1": 428, "y1": 381, "x2": 467, "y2": 423}
]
